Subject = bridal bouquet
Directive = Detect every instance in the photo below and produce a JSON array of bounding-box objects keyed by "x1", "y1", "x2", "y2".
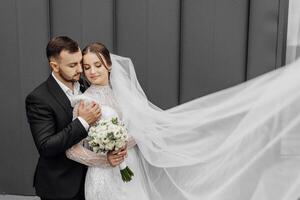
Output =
[{"x1": 87, "y1": 117, "x2": 134, "y2": 182}]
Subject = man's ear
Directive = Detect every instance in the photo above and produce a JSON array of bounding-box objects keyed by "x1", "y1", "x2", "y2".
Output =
[{"x1": 49, "y1": 61, "x2": 59, "y2": 72}]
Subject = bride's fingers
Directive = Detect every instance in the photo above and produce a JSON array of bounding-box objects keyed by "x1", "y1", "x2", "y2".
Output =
[
  {"x1": 110, "y1": 153, "x2": 122, "y2": 158},
  {"x1": 115, "y1": 155, "x2": 125, "y2": 160},
  {"x1": 114, "y1": 155, "x2": 124, "y2": 160},
  {"x1": 112, "y1": 150, "x2": 119, "y2": 155},
  {"x1": 118, "y1": 148, "x2": 127, "y2": 155},
  {"x1": 111, "y1": 158, "x2": 123, "y2": 166},
  {"x1": 114, "y1": 157, "x2": 122, "y2": 162}
]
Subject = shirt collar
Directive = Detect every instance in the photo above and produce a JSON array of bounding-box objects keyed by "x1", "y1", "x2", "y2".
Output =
[{"x1": 51, "y1": 72, "x2": 80, "y2": 95}]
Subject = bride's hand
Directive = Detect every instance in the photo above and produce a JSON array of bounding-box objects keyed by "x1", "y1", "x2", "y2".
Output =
[
  {"x1": 107, "y1": 148, "x2": 127, "y2": 167},
  {"x1": 118, "y1": 146, "x2": 128, "y2": 158}
]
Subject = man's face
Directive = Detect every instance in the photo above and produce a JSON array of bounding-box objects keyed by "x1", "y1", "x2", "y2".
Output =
[{"x1": 53, "y1": 50, "x2": 83, "y2": 82}]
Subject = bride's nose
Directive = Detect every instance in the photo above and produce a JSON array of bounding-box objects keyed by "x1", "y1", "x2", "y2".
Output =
[{"x1": 90, "y1": 66, "x2": 96, "y2": 74}]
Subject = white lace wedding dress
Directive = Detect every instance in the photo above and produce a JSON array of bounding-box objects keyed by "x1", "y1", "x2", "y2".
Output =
[{"x1": 66, "y1": 85, "x2": 150, "y2": 200}]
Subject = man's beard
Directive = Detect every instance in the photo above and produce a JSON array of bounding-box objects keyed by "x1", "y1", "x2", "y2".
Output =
[{"x1": 59, "y1": 71, "x2": 80, "y2": 83}]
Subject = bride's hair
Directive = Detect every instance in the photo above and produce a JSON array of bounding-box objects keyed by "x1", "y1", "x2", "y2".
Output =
[{"x1": 82, "y1": 42, "x2": 112, "y2": 70}]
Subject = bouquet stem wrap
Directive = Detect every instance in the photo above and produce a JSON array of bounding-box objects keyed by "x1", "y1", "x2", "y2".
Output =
[{"x1": 119, "y1": 161, "x2": 134, "y2": 182}]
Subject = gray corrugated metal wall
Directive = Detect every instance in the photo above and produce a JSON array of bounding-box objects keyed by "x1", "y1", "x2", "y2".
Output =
[{"x1": 0, "y1": 0, "x2": 288, "y2": 195}]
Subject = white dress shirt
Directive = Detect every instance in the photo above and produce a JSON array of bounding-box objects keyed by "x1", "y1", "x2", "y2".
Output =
[{"x1": 51, "y1": 72, "x2": 89, "y2": 131}]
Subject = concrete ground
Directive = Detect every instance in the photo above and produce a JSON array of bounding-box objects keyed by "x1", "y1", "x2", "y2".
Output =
[{"x1": 0, "y1": 195, "x2": 39, "y2": 200}]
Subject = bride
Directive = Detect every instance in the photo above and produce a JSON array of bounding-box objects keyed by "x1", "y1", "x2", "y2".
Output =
[
  {"x1": 66, "y1": 43, "x2": 150, "y2": 200},
  {"x1": 66, "y1": 42, "x2": 300, "y2": 200}
]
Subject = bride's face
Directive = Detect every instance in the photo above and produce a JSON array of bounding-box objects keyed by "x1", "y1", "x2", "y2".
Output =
[{"x1": 82, "y1": 52, "x2": 109, "y2": 85}]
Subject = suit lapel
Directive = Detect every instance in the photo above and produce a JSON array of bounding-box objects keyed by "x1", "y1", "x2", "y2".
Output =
[
  {"x1": 46, "y1": 75, "x2": 73, "y2": 119},
  {"x1": 79, "y1": 76, "x2": 90, "y2": 93},
  {"x1": 79, "y1": 83, "x2": 86, "y2": 93}
]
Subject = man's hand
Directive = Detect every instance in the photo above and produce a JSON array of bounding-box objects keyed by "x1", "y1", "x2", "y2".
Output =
[
  {"x1": 107, "y1": 147, "x2": 128, "y2": 167},
  {"x1": 77, "y1": 101, "x2": 101, "y2": 125}
]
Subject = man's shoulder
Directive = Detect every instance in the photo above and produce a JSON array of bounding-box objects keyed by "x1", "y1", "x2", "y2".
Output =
[{"x1": 26, "y1": 78, "x2": 51, "y2": 103}]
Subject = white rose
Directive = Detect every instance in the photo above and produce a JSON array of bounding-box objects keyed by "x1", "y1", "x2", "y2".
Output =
[
  {"x1": 106, "y1": 142, "x2": 115, "y2": 150},
  {"x1": 92, "y1": 146, "x2": 100, "y2": 153},
  {"x1": 115, "y1": 141, "x2": 125, "y2": 149},
  {"x1": 89, "y1": 126, "x2": 96, "y2": 132}
]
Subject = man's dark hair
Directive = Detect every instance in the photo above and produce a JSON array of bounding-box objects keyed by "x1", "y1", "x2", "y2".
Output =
[{"x1": 46, "y1": 36, "x2": 79, "y2": 61}]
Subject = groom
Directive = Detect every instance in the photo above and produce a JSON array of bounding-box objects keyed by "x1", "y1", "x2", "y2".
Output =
[{"x1": 25, "y1": 36, "x2": 101, "y2": 200}]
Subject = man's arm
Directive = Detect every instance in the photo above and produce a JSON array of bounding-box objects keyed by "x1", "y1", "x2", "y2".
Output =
[{"x1": 26, "y1": 94, "x2": 88, "y2": 157}]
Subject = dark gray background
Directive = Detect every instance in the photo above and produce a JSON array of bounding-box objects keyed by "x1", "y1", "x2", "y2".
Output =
[{"x1": 0, "y1": 0, "x2": 288, "y2": 195}]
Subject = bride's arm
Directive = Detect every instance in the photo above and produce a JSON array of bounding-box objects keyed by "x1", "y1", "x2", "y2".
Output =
[
  {"x1": 66, "y1": 140, "x2": 110, "y2": 167},
  {"x1": 66, "y1": 135, "x2": 134, "y2": 167}
]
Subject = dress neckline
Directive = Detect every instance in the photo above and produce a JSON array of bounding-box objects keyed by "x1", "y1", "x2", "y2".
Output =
[{"x1": 89, "y1": 84, "x2": 112, "y2": 91}]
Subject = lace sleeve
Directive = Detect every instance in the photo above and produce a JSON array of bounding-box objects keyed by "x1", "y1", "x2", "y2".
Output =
[{"x1": 66, "y1": 139, "x2": 110, "y2": 167}]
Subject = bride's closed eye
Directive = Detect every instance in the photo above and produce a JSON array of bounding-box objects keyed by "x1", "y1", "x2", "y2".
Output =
[
  {"x1": 94, "y1": 61, "x2": 103, "y2": 68},
  {"x1": 83, "y1": 64, "x2": 90, "y2": 70}
]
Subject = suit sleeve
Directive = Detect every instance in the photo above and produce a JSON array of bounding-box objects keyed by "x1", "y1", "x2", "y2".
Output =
[{"x1": 25, "y1": 94, "x2": 88, "y2": 157}]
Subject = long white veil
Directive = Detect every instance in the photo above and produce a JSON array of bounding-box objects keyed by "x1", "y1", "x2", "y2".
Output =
[{"x1": 109, "y1": 53, "x2": 300, "y2": 200}]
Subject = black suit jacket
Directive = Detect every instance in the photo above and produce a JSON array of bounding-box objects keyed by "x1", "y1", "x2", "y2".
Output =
[{"x1": 25, "y1": 75, "x2": 89, "y2": 199}]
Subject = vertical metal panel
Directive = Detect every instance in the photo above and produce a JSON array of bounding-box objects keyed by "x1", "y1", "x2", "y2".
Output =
[
  {"x1": 81, "y1": 0, "x2": 114, "y2": 50},
  {"x1": 246, "y1": 0, "x2": 288, "y2": 79},
  {"x1": 50, "y1": 0, "x2": 83, "y2": 45},
  {"x1": 116, "y1": 0, "x2": 180, "y2": 108},
  {"x1": 0, "y1": 0, "x2": 22, "y2": 194},
  {"x1": 180, "y1": 0, "x2": 249, "y2": 103},
  {"x1": 115, "y1": 0, "x2": 148, "y2": 94},
  {"x1": 0, "y1": 0, "x2": 49, "y2": 195},
  {"x1": 276, "y1": 0, "x2": 289, "y2": 66},
  {"x1": 51, "y1": 0, "x2": 114, "y2": 50}
]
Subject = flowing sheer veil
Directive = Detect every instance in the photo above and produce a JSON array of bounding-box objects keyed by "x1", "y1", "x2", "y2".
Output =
[{"x1": 109, "y1": 53, "x2": 300, "y2": 200}]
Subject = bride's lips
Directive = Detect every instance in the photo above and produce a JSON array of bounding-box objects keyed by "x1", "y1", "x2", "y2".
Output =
[{"x1": 89, "y1": 75, "x2": 101, "y2": 79}]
